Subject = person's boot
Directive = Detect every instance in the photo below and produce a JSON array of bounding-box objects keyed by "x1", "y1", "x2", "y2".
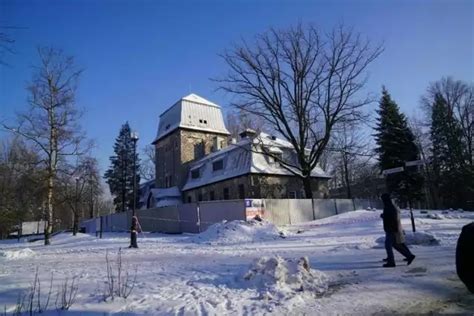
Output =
[
  {"x1": 383, "y1": 258, "x2": 408, "y2": 262},
  {"x1": 407, "y1": 255, "x2": 416, "y2": 266},
  {"x1": 383, "y1": 261, "x2": 396, "y2": 268}
]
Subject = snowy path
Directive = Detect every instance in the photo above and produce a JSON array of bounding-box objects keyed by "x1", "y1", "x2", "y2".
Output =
[{"x1": 1, "y1": 210, "x2": 473, "y2": 315}]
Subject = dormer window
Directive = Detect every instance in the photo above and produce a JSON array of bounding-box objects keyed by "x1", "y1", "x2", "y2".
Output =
[
  {"x1": 166, "y1": 124, "x2": 171, "y2": 130},
  {"x1": 265, "y1": 146, "x2": 283, "y2": 165},
  {"x1": 212, "y1": 159, "x2": 224, "y2": 171},
  {"x1": 191, "y1": 169, "x2": 200, "y2": 179}
]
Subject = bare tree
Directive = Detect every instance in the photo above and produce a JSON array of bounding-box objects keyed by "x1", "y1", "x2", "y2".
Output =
[
  {"x1": 2, "y1": 47, "x2": 88, "y2": 245},
  {"x1": 225, "y1": 109, "x2": 264, "y2": 140},
  {"x1": 57, "y1": 156, "x2": 101, "y2": 235},
  {"x1": 330, "y1": 121, "x2": 373, "y2": 198},
  {"x1": 139, "y1": 145, "x2": 156, "y2": 181},
  {"x1": 0, "y1": 137, "x2": 44, "y2": 238},
  {"x1": 422, "y1": 77, "x2": 474, "y2": 165},
  {"x1": 0, "y1": 27, "x2": 15, "y2": 66},
  {"x1": 217, "y1": 24, "x2": 382, "y2": 197}
]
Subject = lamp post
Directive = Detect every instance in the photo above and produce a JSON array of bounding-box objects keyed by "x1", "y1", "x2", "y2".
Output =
[
  {"x1": 130, "y1": 131, "x2": 139, "y2": 217},
  {"x1": 129, "y1": 131, "x2": 139, "y2": 248}
]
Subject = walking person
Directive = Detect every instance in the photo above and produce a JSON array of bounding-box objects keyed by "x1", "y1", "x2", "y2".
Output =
[
  {"x1": 380, "y1": 193, "x2": 416, "y2": 267},
  {"x1": 129, "y1": 216, "x2": 141, "y2": 248}
]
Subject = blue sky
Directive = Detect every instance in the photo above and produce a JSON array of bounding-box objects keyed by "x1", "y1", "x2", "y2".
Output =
[{"x1": 1, "y1": 0, "x2": 473, "y2": 175}]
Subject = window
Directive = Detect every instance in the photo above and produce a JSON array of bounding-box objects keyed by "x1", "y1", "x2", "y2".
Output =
[
  {"x1": 198, "y1": 193, "x2": 203, "y2": 202},
  {"x1": 166, "y1": 124, "x2": 170, "y2": 130},
  {"x1": 199, "y1": 119, "x2": 203, "y2": 123},
  {"x1": 203, "y1": 120, "x2": 207, "y2": 124},
  {"x1": 288, "y1": 191, "x2": 297, "y2": 199},
  {"x1": 187, "y1": 196, "x2": 192, "y2": 203},
  {"x1": 223, "y1": 187, "x2": 230, "y2": 200},
  {"x1": 238, "y1": 184, "x2": 245, "y2": 199},
  {"x1": 210, "y1": 191, "x2": 215, "y2": 201},
  {"x1": 191, "y1": 169, "x2": 200, "y2": 179},
  {"x1": 213, "y1": 159, "x2": 224, "y2": 171}
]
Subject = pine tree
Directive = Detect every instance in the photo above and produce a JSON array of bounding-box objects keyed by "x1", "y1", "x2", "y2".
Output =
[
  {"x1": 430, "y1": 93, "x2": 473, "y2": 208},
  {"x1": 374, "y1": 88, "x2": 424, "y2": 206},
  {"x1": 104, "y1": 122, "x2": 140, "y2": 212}
]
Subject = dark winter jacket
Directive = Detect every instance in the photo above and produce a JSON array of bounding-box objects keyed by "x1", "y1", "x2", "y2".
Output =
[{"x1": 381, "y1": 196, "x2": 399, "y2": 233}]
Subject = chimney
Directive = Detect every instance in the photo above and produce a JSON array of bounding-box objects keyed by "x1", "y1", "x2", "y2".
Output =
[{"x1": 239, "y1": 128, "x2": 257, "y2": 140}]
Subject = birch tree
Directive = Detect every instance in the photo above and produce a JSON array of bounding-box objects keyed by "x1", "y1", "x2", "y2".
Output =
[{"x1": 2, "y1": 47, "x2": 87, "y2": 245}]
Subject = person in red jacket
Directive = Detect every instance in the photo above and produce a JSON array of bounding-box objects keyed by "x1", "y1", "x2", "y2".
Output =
[{"x1": 129, "y1": 216, "x2": 141, "y2": 248}]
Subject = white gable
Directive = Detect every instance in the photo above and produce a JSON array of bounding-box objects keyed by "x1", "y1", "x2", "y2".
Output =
[{"x1": 153, "y1": 93, "x2": 230, "y2": 143}]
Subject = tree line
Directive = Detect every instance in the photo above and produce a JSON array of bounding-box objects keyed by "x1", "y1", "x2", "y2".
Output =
[{"x1": 220, "y1": 24, "x2": 473, "y2": 209}]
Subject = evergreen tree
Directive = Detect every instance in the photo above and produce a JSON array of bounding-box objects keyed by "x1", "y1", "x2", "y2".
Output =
[
  {"x1": 374, "y1": 88, "x2": 424, "y2": 206},
  {"x1": 104, "y1": 122, "x2": 140, "y2": 212},
  {"x1": 430, "y1": 93, "x2": 473, "y2": 208}
]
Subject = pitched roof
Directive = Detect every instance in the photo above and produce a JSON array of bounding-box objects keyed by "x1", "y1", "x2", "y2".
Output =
[
  {"x1": 152, "y1": 93, "x2": 229, "y2": 143},
  {"x1": 182, "y1": 132, "x2": 331, "y2": 191}
]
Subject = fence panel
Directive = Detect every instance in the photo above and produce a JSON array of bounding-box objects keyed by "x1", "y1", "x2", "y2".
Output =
[
  {"x1": 179, "y1": 203, "x2": 199, "y2": 233},
  {"x1": 288, "y1": 199, "x2": 314, "y2": 224},
  {"x1": 263, "y1": 199, "x2": 291, "y2": 225},
  {"x1": 138, "y1": 206, "x2": 180, "y2": 233},
  {"x1": 105, "y1": 211, "x2": 131, "y2": 232},
  {"x1": 335, "y1": 199, "x2": 355, "y2": 214},
  {"x1": 313, "y1": 199, "x2": 337, "y2": 219},
  {"x1": 199, "y1": 200, "x2": 246, "y2": 231},
  {"x1": 80, "y1": 218, "x2": 99, "y2": 234}
]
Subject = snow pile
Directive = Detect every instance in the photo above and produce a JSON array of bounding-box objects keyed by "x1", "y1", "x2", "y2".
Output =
[
  {"x1": 426, "y1": 213, "x2": 445, "y2": 220},
  {"x1": 376, "y1": 231, "x2": 440, "y2": 246},
  {"x1": 242, "y1": 256, "x2": 329, "y2": 300},
  {"x1": 0, "y1": 248, "x2": 35, "y2": 259},
  {"x1": 404, "y1": 231, "x2": 440, "y2": 245},
  {"x1": 193, "y1": 220, "x2": 282, "y2": 244}
]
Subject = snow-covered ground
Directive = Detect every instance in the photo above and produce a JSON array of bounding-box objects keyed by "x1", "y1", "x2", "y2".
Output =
[{"x1": 1, "y1": 209, "x2": 473, "y2": 315}]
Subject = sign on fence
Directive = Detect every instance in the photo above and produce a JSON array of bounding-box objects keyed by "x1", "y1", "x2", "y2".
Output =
[{"x1": 245, "y1": 199, "x2": 265, "y2": 220}]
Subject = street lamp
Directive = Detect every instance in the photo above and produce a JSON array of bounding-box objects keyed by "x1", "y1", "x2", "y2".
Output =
[
  {"x1": 130, "y1": 131, "x2": 139, "y2": 217},
  {"x1": 129, "y1": 131, "x2": 139, "y2": 248}
]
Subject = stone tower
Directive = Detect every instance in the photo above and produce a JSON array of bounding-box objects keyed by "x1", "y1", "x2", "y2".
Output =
[{"x1": 152, "y1": 93, "x2": 230, "y2": 193}]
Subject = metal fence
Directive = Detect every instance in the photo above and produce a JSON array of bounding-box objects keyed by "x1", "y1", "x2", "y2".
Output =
[{"x1": 81, "y1": 198, "x2": 381, "y2": 234}]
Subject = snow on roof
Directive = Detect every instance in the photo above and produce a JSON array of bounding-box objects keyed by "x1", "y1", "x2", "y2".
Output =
[
  {"x1": 153, "y1": 93, "x2": 230, "y2": 143},
  {"x1": 182, "y1": 133, "x2": 331, "y2": 191},
  {"x1": 145, "y1": 187, "x2": 182, "y2": 208},
  {"x1": 182, "y1": 93, "x2": 219, "y2": 107},
  {"x1": 151, "y1": 186, "x2": 181, "y2": 199}
]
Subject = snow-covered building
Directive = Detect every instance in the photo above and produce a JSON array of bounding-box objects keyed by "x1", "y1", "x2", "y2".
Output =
[{"x1": 149, "y1": 93, "x2": 330, "y2": 207}]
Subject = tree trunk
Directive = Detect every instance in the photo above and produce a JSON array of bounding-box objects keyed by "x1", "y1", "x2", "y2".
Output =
[
  {"x1": 44, "y1": 170, "x2": 54, "y2": 245},
  {"x1": 73, "y1": 211, "x2": 79, "y2": 236},
  {"x1": 342, "y1": 156, "x2": 352, "y2": 199},
  {"x1": 302, "y1": 176, "x2": 313, "y2": 199}
]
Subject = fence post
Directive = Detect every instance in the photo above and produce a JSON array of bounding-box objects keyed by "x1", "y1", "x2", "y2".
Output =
[
  {"x1": 311, "y1": 199, "x2": 316, "y2": 220},
  {"x1": 196, "y1": 203, "x2": 201, "y2": 233},
  {"x1": 287, "y1": 199, "x2": 292, "y2": 225},
  {"x1": 99, "y1": 216, "x2": 103, "y2": 238},
  {"x1": 334, "y1": 199, "x2": 338, "y2": 215},
  {"x1": 352, "y1": 199, "x2": 356, "y2": 211}
]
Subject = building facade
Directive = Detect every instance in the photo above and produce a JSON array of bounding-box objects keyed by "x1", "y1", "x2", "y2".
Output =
[{"x1": 146, "y1": 93, "x2": 330, "y2": 208}]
